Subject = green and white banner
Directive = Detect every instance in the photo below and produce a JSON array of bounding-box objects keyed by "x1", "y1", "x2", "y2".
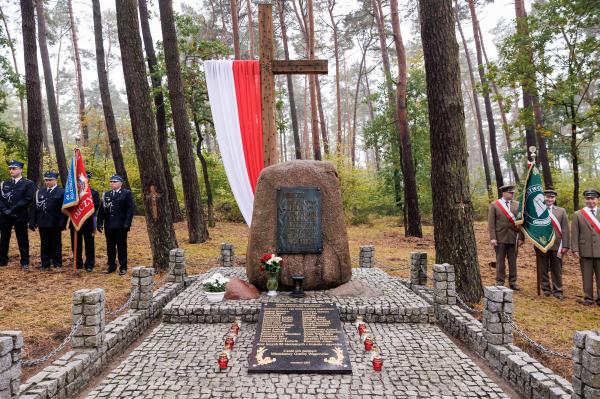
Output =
[{"x1": 515, "y1": 163, "x2": 555, "y2": 252}]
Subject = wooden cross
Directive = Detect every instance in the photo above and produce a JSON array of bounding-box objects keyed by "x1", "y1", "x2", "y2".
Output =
[
  {"x1": 145, "y1": 185, "x2": 161, "y2": 221},
  {"x1": 258, "y1": 2, "x2": 328, "y2": 166}
]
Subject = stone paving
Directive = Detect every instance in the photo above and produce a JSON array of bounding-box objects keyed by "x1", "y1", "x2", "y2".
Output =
[
  {"x1": 163, "y1": 268, "x2": 434, "y2": 324},
  {"x1": 85, "y1": 322, "x2": 509, "y2": 399}
]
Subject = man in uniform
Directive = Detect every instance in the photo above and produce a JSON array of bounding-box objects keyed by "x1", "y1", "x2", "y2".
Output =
[
  {"x1": 0, "y1": 160, "x2": 35, "y2": 269},
  {"x1": 97, "y1": 175, "x2": 135, "y2": 275},
  {"x1": 29, "y1": 172, "x2": 67, "y2": 269},
  {"x1": 488, "y1": 184, "x2": 523, "y2": 290},
  {"x1": 535, "y1": 189, "x2": 570, "y2": 299},
  {"x1": 70, "y1": 172, "x2": 100, "y2": 272},
  {"x1": 571, "y1": 189, "x2": 600, "y2": 306}
]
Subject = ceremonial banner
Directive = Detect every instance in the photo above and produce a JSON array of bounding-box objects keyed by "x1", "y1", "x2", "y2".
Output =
[
  {"x1": 515, "y1": 163, "x2": 555, "y2": 252},
  {"x1": 62, "y1": 148, "x2": 94, "y2": 231},
  {"x1": 204, "y1": 60, "x2": 264, "y2": 226}
]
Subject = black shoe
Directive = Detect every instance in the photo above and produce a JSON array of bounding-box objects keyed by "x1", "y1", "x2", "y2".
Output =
[
  {"x1": 85, "y1": 267, "x2": 93, "y2": 273},
  {"x1": 543, "y1": 292, "x2": 552, "y2": 297},
  {"x1": 0, "y1": 263, "x2": 7, "y2": 267},
  {"x1": 21, "y1": 264, "x2": 29, "y2": 271},
  {"x1": 578, "y1": 299, "x2": 595, "y2": 306},
  {"x1": 118, "y1": 269, "x2": 127, "y2": 276},
  {"x1": 40, "y1": 265, "x2": 51, "y2": 271},
  {"x1": 105, "y1": 267, "x2": 117, "y2": 274},
  {"x1": 553, "y1": 293, "x2": 564, "y2": 300},
  {"x1": 510, "y1": 285, "x2": 521, "y2": 291}
]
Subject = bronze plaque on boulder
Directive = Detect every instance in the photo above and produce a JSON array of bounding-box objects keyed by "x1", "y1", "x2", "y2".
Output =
[
  {"x1": 248, "y1": 303, "x2": 352, "y2": 374},
  {"x1": 276, "y1": 187, "x2": 322, "y2": 254}
]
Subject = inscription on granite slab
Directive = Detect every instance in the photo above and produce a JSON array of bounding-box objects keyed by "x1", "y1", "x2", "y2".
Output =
[
  {"x1": 276, "y1": 187, "x2": 322, "y2": 254},
  {"x1": 248, "y1": 303, "x2": 352, "y2": 374}
]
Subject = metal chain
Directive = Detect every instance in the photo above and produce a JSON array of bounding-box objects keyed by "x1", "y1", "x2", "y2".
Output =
[
  {"x1": 501, "y1": 312, "x2": 571, "y2": 360},
  {"x1": 106, "y1": 287, "x2": 137, "y2": 317},
  {"x1": 19, "y1": 316, "x2": 84, "y2": 367},
  {"x1": 456, "y1": 295, "x2": 482, "y2": 314}
]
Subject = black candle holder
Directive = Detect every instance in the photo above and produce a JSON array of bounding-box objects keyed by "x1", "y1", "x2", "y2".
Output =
[{"x1": 290, "y1": 275, "x2": 305, "y2": 298}]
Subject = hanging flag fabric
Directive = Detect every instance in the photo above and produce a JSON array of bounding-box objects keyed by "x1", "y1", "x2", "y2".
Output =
[
  {"x1": 62, "y1": 148, "x2": 95, "y2": 231},
  {"x1": 204, "y1": 60, "x2": 265, "y2": 226},
  {"x1": 515, "y1": 163, "x2": 555, "y2": 252}
]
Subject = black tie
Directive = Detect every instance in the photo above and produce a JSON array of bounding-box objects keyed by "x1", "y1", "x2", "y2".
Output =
[
  {"x1": 592, "y1": 209, "x2": 596, "y2": 216},
  {"x1": 505, "y1": 200, "x2": 510, "y2": 208}
]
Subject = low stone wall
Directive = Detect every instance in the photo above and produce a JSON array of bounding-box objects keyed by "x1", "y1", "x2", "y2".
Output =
[
  {"x1": 0, "y1": 331, "x2": 22, "y2": 399},
  {"x1": 12, "y1": 250, "x2": 192, "y2": 399},
  {"x1": 406, "y1": 261, "x2": 574, "y2": 399},
  {"x1": 163, "y1": 267, "x2": 435, "y2": 324}
]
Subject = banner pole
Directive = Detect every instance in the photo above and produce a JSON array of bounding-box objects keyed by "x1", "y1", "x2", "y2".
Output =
[{"x1": 73, "y1": 229, "x2": 78, "y2": 273}]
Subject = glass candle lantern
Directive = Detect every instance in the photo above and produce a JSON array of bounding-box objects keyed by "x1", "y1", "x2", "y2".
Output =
[
  {"x1": 230, "y1": 322, "x2": 240, "y2": 335},
  {"x1": 357, "y1": 323, "x2": 367, "y2": 335},
  {"x1": 364, "y1": 336, "x2": 374, "y2": 351},
  {"x1": 372, "y1": 356, "x2": 383, "y2": 371},
  {"x1": 224, "y1": 335, "x2": 235, "y2": 349},
  {"x1": 218, "y1": 353, "x2": 229, "y2": 370}
]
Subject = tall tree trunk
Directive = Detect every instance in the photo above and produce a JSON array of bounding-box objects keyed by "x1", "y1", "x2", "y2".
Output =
[
  {"x1": 514, "y1": 0, "x2": 552, "y2": 186},
  {"x1": 570, "y1": 104, "x2": 579, "y2": 210},
  {"x1": 316, "y1": 78, "x2": 329, "y2": 155},
  {"x1": 138, "y1": 0, "x2": 183, "y2": 222},
  {"x1": 514, "y1": 0, "x2": 538, "y2": 165},
  {"x1": 92, "y1": 0, "x2": 129, "y2": 189},
  {"x1": 20, "y1": 0, "x2": 43, "y2": 184},
  {"x1": 467, "y1": 0, "x2": 503, "y2": 193},
  {"x1": 192, "y1": 116, "x2": 215, "y2": 227},
  {"x1": 277, "y1": 0, "x2": 301, "y2": 159},
  {"x1": 327, "y1": 0, "x2": 342, "y2": 153},
  {"x1": 247, "y1": 0, "x2": 254, "y2": 58},
  {"x1": 372, "y1": 0, "x2": 402, "y2": 216},
  {"x1": 67, "y1": 0, "x2": 88, "y2": 145},
  {"x1": 231, "y1": 0, "x2": 241, "y2": 59},
  {"x1": 0, "y1": 5, "x2": 26, "y2": 134},
  {"x1": 115, "y1": 0, "x2": 178, "y2": 269},
  {"x1": 476, "y1": 22, "x2": 520, "y2": 185},
  {"x1": 307, "y1": 0, "x2": 320, "y2": 160},
  {"x1": 390, "y1": 0, "x2": 422, "y2": 237},
  {"x1": 372, "y1": 0, "x2": 407, "y2": 232},
  {"x1": 351, "y1": 40, "x2": 371, "y2": 167},
  {"x1": 419, "y1": 0, "x2": 482, "y2": 303},
  {"x1": 159, "y1": 0, "x2": 209, "y2": 243},
  {"x1": 35, "y1": 0, "x2": 68, "y2": 183},
  {"x1": 455, "y1": 11, "x2": 492, "y2": 199}
]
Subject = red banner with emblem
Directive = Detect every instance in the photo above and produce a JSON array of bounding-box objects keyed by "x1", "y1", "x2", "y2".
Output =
[{"x1": 62, "y1": 148, "x2": 94, "y2": 231}]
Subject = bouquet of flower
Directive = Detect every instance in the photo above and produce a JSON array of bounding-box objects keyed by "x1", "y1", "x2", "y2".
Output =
[
  {"x1": 201, "y1": 272, "x2": 230, "y2": 292},
  {"x1": 259, "y1": 253, "x2": 282, "y2": 274}
]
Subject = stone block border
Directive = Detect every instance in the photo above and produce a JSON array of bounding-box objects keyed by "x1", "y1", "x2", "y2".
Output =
[
  {"x1": 12, "y1": 250, "x2": 192, "y2": 399},
  {"x1": 404, "y1": 265, "x2": 574, "y2": 399}
]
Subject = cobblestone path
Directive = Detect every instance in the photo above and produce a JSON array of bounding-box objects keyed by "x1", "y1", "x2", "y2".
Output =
[{"x1": 85, "y1": 322, "x2": 509, "y2": 399}]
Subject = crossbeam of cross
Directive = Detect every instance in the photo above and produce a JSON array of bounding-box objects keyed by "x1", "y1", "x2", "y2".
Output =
[{"x1": 258, "y1": 3, "x2": 328, "y2": 166}]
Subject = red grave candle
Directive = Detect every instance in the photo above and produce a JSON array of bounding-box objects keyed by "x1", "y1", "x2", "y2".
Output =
[
  {"x1": 372, "y1": 356, "x2": 383, "y2": 371},
  {"x1": 364, "y1": 337, "x2": 374, "y2": 351},
  {"x1": 357, "y1": 323, "x2": 367, "y2": 335},
  {"x1": 218, "y1": 354, "x2": 229, "y2": 370},
  {"x1": 224, "y1": 336, "x2": 235, "y2": 349}
]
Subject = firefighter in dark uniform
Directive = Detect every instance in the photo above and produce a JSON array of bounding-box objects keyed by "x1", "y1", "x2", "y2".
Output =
[
  {"x1": 30, "y1": 172, "x2": 67, "y2": 269},
  {"x1": 70, "y1": 172, "x2": 100, "y2": 272},
  {"x1": 0, "y1": 160, "x2": 35, "y2": 270},
  {"x1": 97, "y1": 175, "x2": 135, "y2": 275}
]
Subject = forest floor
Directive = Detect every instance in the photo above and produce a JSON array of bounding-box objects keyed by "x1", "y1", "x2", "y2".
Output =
[{"x1": 0, "y1": 215, "x2": 598, "y2": 381}]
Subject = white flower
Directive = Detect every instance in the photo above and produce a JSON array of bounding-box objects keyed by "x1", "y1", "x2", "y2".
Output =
[
  {"x1": 266, "y1": 259, "x2": 273, "y2": 265},
  {"x1": 272, "y1": 256, "x2": 282, "y2": 263}
]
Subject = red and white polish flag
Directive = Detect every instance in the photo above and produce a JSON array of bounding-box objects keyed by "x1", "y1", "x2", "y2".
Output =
[{"x1": 205, "y1": 60, "x2": 264, "y2": 225}]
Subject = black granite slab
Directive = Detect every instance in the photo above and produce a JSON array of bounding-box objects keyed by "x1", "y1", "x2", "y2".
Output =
[{"x1": 247, "y1": 303, "x2": 352, "y2": 374}]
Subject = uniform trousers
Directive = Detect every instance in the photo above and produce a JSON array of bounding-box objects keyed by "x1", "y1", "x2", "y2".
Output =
[
  {"x1": 39, "y1": 227, "x2": 62, "y2": 268},
  {"x1": 496, "y1": 243, "x2": 517, "y2": 286},
  {"x1": 0, "y1": 219, "x2": 29, "y2": 266},
  {"x1": 70, "y1": 228, "x2": 95, "y2": 269},
  {"x1": 535, "y1": 248, "x2": 562, "y2": 296},
  {"x1": 105, "y1": 228, "x2": 128, "y2": 271},
  {"x1": 579, "y1": 257, "x2": 600, "y2": 304}
]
